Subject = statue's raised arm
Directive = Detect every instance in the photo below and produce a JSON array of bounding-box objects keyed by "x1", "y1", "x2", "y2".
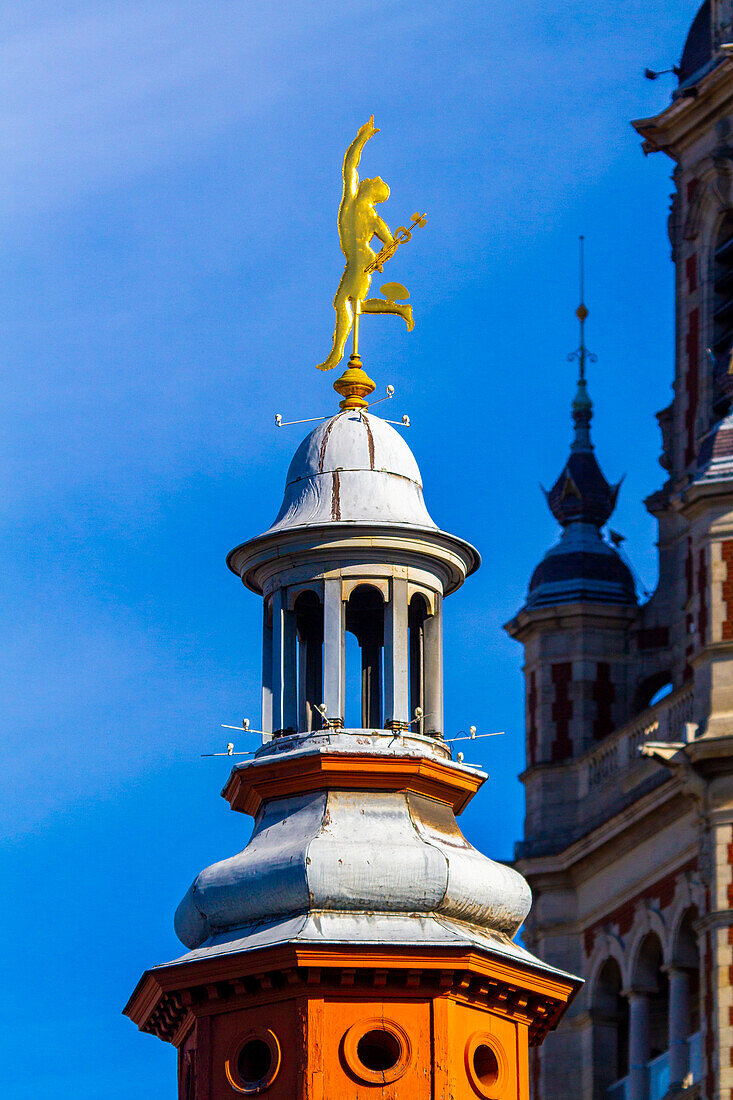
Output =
[
  {"x1": 316, "y1": 118, "x2": 424, "y2": 374},
  {"x1": 342, "y1": 116, "x2": 379, "y2": 201}
]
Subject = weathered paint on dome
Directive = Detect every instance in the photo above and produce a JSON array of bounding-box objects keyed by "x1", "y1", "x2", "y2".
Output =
[{"x1": 268, "y1": 410, "x2": 437, "y2": 532}]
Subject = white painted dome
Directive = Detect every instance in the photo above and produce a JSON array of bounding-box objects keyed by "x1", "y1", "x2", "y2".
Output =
[{"x1": 267, "y1": 410, "x2": 436, "y2": 532}]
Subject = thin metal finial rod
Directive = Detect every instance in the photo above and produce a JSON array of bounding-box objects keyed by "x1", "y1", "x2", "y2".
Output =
[
  {"x1": 577, "y1": 235, "x2": 587, "y2": 384},
  {"x1": 352, "y1": 298, "x2": 360, "y2": 357},
  {"x1": 568, "y1": 235, "x2": 595, "y2": 383}
]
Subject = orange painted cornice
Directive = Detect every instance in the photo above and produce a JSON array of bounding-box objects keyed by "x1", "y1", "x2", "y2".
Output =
[
  {"x1": 222, "y1": 752, "x2": 485, "y2": 817},
  {"x1": 124, "y1": 941, "x2": 580, "y2": 1048}
]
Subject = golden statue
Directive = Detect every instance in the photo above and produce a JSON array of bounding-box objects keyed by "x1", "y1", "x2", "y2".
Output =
[{"x1": 317, "y1": 117, "x2": 426, "y2": 372}]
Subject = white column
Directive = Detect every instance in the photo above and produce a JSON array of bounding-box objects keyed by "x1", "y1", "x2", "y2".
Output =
[
  {"x1": 628, "y1": 991, "x2": 650, "y2": 1100},
  {"x1": 424, "y1": 593, "x2": 444, "y2": 735},
  {"x1": 322, "y1": 576, "x2": 344, "y2": 727},
  {"x1": 667, "y1": 967, "x2": 690, "y2": 1088},
  {"x1": 261, "y1": 598, "x2": 273, "y2": 739},
  {"x1": 297, "y1": 634, "x2": 307, "y2": 732},
  {"x1": 384, "y1": 577, "x2": 409, "y2": 729},
  {"x1": 272, "y1": 588, "x2": 297, "y2": 733}
]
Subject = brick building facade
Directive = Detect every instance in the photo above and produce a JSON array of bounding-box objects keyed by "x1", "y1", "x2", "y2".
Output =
[{"x1": 506, "y1": 4, "x2": 733, "y2": 1097}]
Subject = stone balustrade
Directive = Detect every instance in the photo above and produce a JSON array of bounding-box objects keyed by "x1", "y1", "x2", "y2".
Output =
[
  {"x1": 578, "y1": 686, "x2": 694, "y2": 801},
  {"x1": 518, "y1": 686, "x2": 696, "y2": 860}
]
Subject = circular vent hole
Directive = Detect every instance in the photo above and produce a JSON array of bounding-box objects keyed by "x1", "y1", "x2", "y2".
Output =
[
  {"x1": 356, "y1": 1028, "x2": 402, "y2": 1072},
  {"x1": 473, "y1": 1043, "x2": 499, "y2": 1087},
  {"x1": 237, "y1": 1038, "x2": 273, "y2": 1087}
]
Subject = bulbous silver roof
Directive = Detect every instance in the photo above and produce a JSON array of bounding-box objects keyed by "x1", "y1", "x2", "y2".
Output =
[
  {"x1": 174, "y1": 733, "x2": 531, "y2": 956},
  {"x1": 268, "y1": 409, "x2": 436, "y2": 532}
]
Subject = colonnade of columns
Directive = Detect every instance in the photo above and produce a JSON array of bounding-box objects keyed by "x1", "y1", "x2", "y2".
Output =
[
  {"x1": 604, "y1": 966, "x2": 696, "y2": 1099},
  {"x1": 261, "y1": 576, "x2": 444, "y2": 737},
  {"x1": 625, "y1": 967, "x2": 693, "y2": 1097}
]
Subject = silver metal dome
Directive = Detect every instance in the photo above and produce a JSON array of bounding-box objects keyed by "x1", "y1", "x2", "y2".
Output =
[{"x1": 268, "y1": 409, "x2": 436, "y2": 532}]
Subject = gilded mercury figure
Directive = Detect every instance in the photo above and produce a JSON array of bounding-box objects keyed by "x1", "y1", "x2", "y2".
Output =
[{"x1": 317, "y1": 117, "x2": 414, "y2": 371}]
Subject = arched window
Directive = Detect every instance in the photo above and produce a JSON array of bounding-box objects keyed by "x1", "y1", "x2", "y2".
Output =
[
  {"x1": 712, "y1": 214, "x2": 733, "y2": 417},
  {"x1": 592, "y1": 958, "x2": 629, "y2": 1096},
  {"x1": 629, "y1": 932, "x2": 669, "y2": 1098},
  {"x1": 294, "y1": 591, "x2": 323, "y2": 732},
  {"x1": 632, "y1": 671, "x2": 673, "y2": 715},
  {"x1": 345, "y1": 585, "x2": 385, "y2": 728},
  {"x1": 669, "y1": 908, "x2": 701, "y2": 1088},
  {"x1": 408, "y1": 594, "x2": 429, "y2": 734}
]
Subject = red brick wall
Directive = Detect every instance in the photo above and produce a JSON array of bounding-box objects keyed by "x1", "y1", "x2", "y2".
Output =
[
  {"x1": 697, "y1": 547, "x2": 708, "y2": 645},
  {"x1": 551, "y1": 662, "x2": 573, "y2": 763},
  {"x1": 636, "y1": 627, "x2": 669, "y2": 650},
  {"x1": 583, "y1": 859, "x2": 697, "y2": 956},
  {"x1": 592, "y1": 662, "x2": 614, "y2": 741},
  {"x1": 722, "y1": 540, "x2": 733, "y2": 641},
  {"x1": 686, "y1": 253, "x2": 698, "y2": 293},
  {"x1": 704, "y1": 919, "x2": 715, "y2": 1098},
  {"x1": 528, "y1": 670, "x2": 538, "y2": 767},
  {"x1": 685, "y1": 538, "x2": 694, "y2": 680},
  {"x1": 685, "y1": 309, "x2": 700, "y2": 467}
]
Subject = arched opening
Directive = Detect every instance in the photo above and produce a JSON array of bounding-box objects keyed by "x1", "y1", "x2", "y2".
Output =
[
  {"x1": 408, "y1": 593, "x2": 429, "y2": 735},
  {"x1": 294, "y1": 590, "x2": 323, "y2": 732},
  {"x1": 592, "y1": 958, "x2": 629, "y2": 1098},
  {"x1": 670, "y1": 907, "x2": 701, "y2": 1087},
  {"x1": 631, "y1": 932, "x2": 669, "y2": 1098},
  {"x1": 262, "y1": 596, "x2": 274, "y2": 736},
  {"x1": 713, "y1": 214, "x2": 733, "y2": 417},
  {"x1": 345, "y1": 585, "x2": 385, "y2": 728},
  {"x1": 632, "y1": 671, "x2": 673, "y2": 715}
]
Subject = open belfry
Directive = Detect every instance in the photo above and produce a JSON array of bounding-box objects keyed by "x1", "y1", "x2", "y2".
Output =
[
  {"x1": 124, "y1": 120, "x2": 578, "y2": 1097},
  {"x1": 504, "y1": 2, "x2": 733, "y2": 1098}
]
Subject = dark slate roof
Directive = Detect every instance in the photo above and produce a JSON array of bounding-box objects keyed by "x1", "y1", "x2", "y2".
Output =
[
  {"x1": 524, "y1": 373, "x2": 635, "y2": 611},
  {"x1": 527, "y1": 524, "x2": 636, "y2": 609},
  {"x1": 547, "y1": 451, "x2": 619, "y2": 528},
  {"x1": 679, "y1": 1, "x2": 712, "y2": 84}
]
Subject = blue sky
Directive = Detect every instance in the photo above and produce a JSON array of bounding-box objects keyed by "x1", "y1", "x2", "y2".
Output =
[{"x1": 1, "y1": 1, "x2": 697, "y2": 1095}]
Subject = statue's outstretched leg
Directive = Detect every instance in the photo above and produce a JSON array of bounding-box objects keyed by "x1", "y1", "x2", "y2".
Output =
[
  {"x1": 361, "y1": 298, "x2": 413, "y2": 331},
  {"x1": 317, "y1": 296, "x2": 353, "y2": 371}
]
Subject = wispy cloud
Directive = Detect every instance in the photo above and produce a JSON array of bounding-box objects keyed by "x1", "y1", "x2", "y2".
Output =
[{"x1": 0, "y1": 0, "x2": 373, "y2": 222}]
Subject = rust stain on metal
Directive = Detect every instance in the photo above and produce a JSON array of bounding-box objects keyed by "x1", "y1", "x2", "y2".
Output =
[
  {"x1": 318, "y1": 412, "x2": 342, "y2": 473},
  {"x1": 362, "y1": 412, "x2": 375, "y2": 470},
  {"x1": 331, "y1": 470, "x2": 341, "y2": 520}
]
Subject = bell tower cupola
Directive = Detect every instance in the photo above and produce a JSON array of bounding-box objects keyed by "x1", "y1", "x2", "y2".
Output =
[
  {"x1": 124, "y1": 118, "x2": 579, "y2": 1100},
  {"x1": 227, "y1": 396, "x2": 478, "y2": 740}
]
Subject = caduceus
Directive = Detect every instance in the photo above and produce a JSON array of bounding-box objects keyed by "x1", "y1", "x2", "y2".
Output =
[{"x1": 316, "y1": 116, "x2": 427, "y2": 371}]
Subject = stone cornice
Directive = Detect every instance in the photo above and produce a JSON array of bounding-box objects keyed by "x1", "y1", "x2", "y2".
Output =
[
  {"x1": 227, "y1": 523, "x2": 480, "y2": 597},
  {"x1": 504, "y1": 600, "x2": 638, "y2": 642},
  {"x1": 517, "y1": 778, "x2": 688, "y2": 880},
  {"x1": 124, "y1": 942, "x2": 580, "y2": 1049},
  {"x1": 632, "y1": 58, "x2": 733, "y2": 159},
  {"x1": 671, "y1": 478, "x2": 733, "y2": 519}
]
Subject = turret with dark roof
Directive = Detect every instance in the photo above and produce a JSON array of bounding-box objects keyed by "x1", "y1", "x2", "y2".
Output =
[{"x1": 526, "y1": 278, "x2": 635, "y2": 610}]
